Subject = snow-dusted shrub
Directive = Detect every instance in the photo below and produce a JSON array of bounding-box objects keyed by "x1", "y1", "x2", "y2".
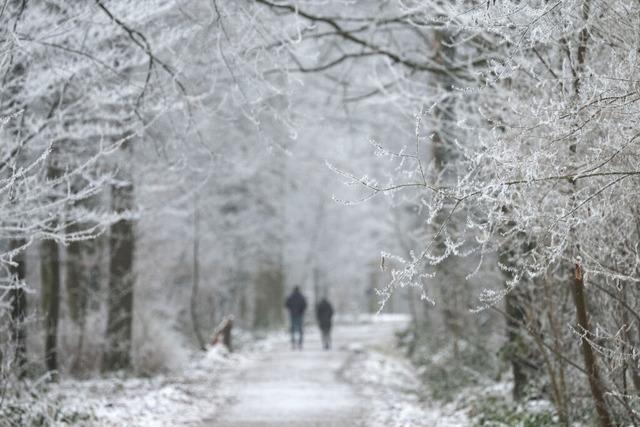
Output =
[
  {"x1": 132, "y1": 310, "x2": 190, "y2": 376},
  {"x1": 0, "y1": 376, "x2": 94, "y2": 427},
  {"x1": 469, "y1": 395, "x2": 557, "y2": 427}
]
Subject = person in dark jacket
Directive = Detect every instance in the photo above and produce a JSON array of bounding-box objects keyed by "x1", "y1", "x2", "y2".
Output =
[
  {"x1": 285, "y1": 286, "x2": 307, "y2": 350},
  {"x1": 316, "y1": 298, "x2": 334, "y2": 350}
]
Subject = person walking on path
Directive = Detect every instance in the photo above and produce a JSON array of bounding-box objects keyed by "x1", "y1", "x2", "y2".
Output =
[
  {"x1": 285, "y1": 286, "x2": 307, "y2": 350},
  {"x1": 316, "y1": 298, "x2": 334, "y2": 350}
]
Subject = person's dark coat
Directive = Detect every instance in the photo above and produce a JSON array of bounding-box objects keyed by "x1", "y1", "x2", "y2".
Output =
[
  {"x1": 316, "y1": 299, "x2": 334, "y2": 331},
  {"x1": 285, "y1": 288, "x2": 307, "y2": 317}
]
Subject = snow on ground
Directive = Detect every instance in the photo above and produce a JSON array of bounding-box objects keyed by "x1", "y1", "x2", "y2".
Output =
[
  {"x1": 206, "y1": 327, "x2": 365, "y2": 427},
  {"x1": 20, "y1": 315, "x2": 473, "y2": 427},
  {"x1": 42, "y1": 345, "x2": 239, "y2": 426},
  {"x1": 205, "y1": 315, "x2": 467, "y2": 427},
  {"x1": 342, "y1": 341, "x2": 469, "y2": 427}
]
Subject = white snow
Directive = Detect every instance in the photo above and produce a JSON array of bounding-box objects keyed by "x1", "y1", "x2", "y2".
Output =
[
  {"x1": 205, "y1": 318, "x2": 465, "y2": 427},
  {"x1": 35, "y1": 318, "x2": 470, "y2": 426},
  {"x1": 45, "y1": 345, "x2": 238, "y2": 426},
  {"x1": 343, "y1": 343, "x2": 469, "y2": 427}
]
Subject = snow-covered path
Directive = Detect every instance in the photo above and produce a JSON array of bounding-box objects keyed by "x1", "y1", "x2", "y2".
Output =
[
  {"x1": 202, "y1": 319, "x2": 405, "y2": 427},
  {"x1": 38, "y1": 316, "x2": 467, "y2": 426}
]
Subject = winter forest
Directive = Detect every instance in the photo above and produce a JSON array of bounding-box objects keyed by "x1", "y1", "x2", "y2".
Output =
[{"x1": 1, "y1": 0, "x2": 639, "y2": 426}]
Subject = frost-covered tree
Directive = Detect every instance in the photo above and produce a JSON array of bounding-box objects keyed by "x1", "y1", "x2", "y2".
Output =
[
  {"x1": 250, "y1": 0, "x2": 640, "y2": 424},
  {"x1": 0, "y1": 0, "x2": 195, "y2": 383}
]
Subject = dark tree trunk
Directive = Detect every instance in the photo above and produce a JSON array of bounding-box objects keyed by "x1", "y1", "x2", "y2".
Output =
[
  {"x1": 66, "y1": 234, "x2": 87, "y2": 372},
  {"x1": 103, "y1": 157, "x2": 135, "y2": 372},
  {"x1": 66, "y1": 226, "x2": 101, "y2": 371},
  {"x1": 66, "y1": 229, "x2": 92, "y2": 325},
  {"x1": 498, "y1": 221, "x2": 533, "y2": 401},
  {"x1": 9, "y1": 239, "x2": 27, "y2": 377},
  {"x1": 40, "y1": 238, "x2": 60, "y2": 379},
  {"x1": 39, "y1": 148, "x2": 63, "y2": 379},
  {"x1": 505, "y1": 287, "x2": 527, "y2": 400},
  {"x1": 571, "y1": 264, "x2": 613, "y2": 427},
  {"x1": 190, "y1": 197, "x2": 206, "y2": 350},
  {"x1": 222, "y1": 318, "x2": 232, "y2": 352}
]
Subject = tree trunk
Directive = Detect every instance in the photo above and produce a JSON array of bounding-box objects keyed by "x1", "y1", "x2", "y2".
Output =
[
  {"x1": 431, "y1": 28, "x2": 465, "y2": 355},
  {"x1": 66, "y1": 227, "x2": 97, "y2": 324},
  {"x1": 66, "y1": 235, "x2": 85, "y2": 373},
  {"x1": 571, "y1": 264, "x2": 613, "y2": 427},
  {"x1": 9, "y1": 239, "x2": 27, "y2": 378},
  {"x1": 498, "y1": 224, "x2": 533, "y2": 401},
  {"x1": 542, "y1": 275, "x2": 569, "y2": 425},
  {"x1": 66, "y1": 191, "x2": 103, "y2": 372},
  {"x1": 190, "y1": 197, "x2": 206, "y2": 350},
  {"x1": 103, "y1": 157, "x2": 135, "y2": 372},
  {"x1": 222, "y1": 318, "x2": 232, "y2": 351},
  {"x1": 253, "y1": 265, "x2": 284, "y2": 330},
  {"x1": 41, "y1": 238, "x2": 60, "y2": 379},
  {"x1": 621, "y1": 286, "x2": 640, "y2": 394},
  {"x1": 505, "y1": 287, "x2": 527, "y2": 400},
  {"x1": 67, "y1": 233, "x2": 101, "y2": 371}
]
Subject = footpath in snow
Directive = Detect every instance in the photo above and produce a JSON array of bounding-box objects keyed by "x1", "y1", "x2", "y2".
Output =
[
  {"x1": 38, "y1": 315, "x2": 467, "y2": 426},
  {"x1": 202, "y1": 315, "x2": 467, "y2": 427}
]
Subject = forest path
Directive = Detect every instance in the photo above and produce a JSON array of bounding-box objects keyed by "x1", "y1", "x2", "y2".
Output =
[{"x1": 202, "y1": 317, "x2": 406, "y2": 427}]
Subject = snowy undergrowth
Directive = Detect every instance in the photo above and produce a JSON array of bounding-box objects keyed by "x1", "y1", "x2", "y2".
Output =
[
  {"x1": 411, "y1": 340, "x2": 560, "y2": 426},
  {"x1": 343, "y1": 341, "x2": 558, "y2": 427},
  {"x1": 2, "y1": 345, "x2": 241, "y2": 427},
  {"x1": 343, "y1": 344, "x2": 469, "y2": 427},
  {"x1": 466, "y1": 388, "x2": 558, "y2": 427}
]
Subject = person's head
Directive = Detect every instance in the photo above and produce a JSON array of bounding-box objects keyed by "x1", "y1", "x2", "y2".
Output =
[{"x1": 293, "y1": 285, "x2": 300, "y2": 293}]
